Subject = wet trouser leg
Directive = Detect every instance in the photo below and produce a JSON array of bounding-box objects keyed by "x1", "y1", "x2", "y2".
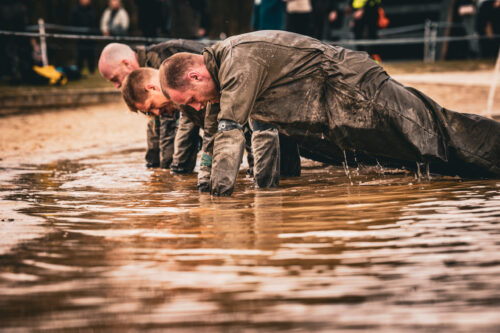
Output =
[
  {"x1": 145, "y1": 116, "x2": 160, "y2": 168},
  {"x1": 171, "y1": 113, "x2": 201, "y2": 174},
  {"x1": 197, "y1": 133, "x2": 214, "y2": 192},
  {"x1": 159, "y1": 113, "x2": 178, "y2": 169},
  {"x1": 251, "y1": 120, "x2": 280, "y2": 188},
  {"x1": 243, "y1": 124, "x2": 255, "y2": 176},
  {"x1": 350, "y1": 78, "x2": 500, "y2": 177},
  {"x1": 279, "y1": 133, "x2": 301, "y2": 177},
  {"x1": 197, "y1": 103, "x2": 219, "y2": 192}
]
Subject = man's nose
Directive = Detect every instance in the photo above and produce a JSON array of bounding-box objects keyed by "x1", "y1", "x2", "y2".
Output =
[
  {"x1": 190, "y1": 103, "x2": 202, "y2": 111},
  {"x1": 150, "y1": 109, "x2": 161, "y2": 116}
]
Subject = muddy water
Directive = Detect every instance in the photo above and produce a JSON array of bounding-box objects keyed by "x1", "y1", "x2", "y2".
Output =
[{"x1": 1, "y1": 148, "x2": 500, "y2": 332}]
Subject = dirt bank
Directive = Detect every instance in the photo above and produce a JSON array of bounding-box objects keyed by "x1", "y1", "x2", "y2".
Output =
[
  {"x1": 408, "y1": 82, "x2": 499, "y2": 115},
  {"x1": 0, "y1": 102, "x2": 149, "y2": 164}
]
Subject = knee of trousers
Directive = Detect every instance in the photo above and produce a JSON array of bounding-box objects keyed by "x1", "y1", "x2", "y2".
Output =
[{"x1": 251, "y1": 127, "x2": 280, "y2": 188}]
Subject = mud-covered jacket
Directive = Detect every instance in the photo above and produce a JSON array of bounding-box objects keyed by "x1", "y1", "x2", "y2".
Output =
[
  {"x1": 136, "y1": 39, "x2": 206, "y2": 68},
  {"x1": 203, "y1": 30, "x2": 500, "y2": 189}
]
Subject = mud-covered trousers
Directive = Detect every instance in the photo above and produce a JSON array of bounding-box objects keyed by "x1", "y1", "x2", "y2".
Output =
[
  {"x1": 170, "y1": 113, "x2": 202, "y2": 173},
  {"x1": 146, "y1": 113, "x2": 201, "y2": 171},
  {"x1": 145, "y1": 114, "x2": 178, "y2": 169},
  {"x1": 250, "y1": 120, "x2": 301, "y2": 188}
]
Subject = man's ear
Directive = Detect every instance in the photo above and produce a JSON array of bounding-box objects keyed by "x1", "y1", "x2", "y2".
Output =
[
  {"x1": 146, "y1": 83, "x2": 160, "y2": 92},
  {"x1": 187, "y1": 71, "x2": 200, "y2": 81},
  {"x1": 122, "y1": 59, "x2": 136, "y2": 70}
]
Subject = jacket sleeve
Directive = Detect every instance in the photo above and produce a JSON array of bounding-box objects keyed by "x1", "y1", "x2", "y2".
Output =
[
  {"x1": 119, "y1": 9, "x2": 130, "y2": 31},
  {"x1": 100, "y1": 9, "x2": 109, "y2": 34},
  {"x1": 217, "y1": 50, "x2": 268, "y2": 126}
]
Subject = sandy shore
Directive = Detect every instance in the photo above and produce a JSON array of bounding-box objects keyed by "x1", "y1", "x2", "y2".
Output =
[
  {"x1": 1, "y1": 76, "x2": 499, "y2": 166},
  {"x1": 0, "y1": 102, "x2": 149, "y2": 165},
  {"x1": 409, "y1": 82, "x2": 499, "y2": 115}
]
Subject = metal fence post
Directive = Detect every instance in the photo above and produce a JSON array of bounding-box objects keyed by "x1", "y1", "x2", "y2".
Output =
[
  {"x1": 38, "y1": 18, "x2": 48, "y2": 67},
  {"x1": 424, "y1": 20, "x2": 431, "y2": 62},
  {"x1": 429, "y1": 22, "x2": 438, "y2": 63}
]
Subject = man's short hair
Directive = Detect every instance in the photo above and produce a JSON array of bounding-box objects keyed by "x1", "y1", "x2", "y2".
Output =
[
  {"x1": 159, "y1": 52, "x2": 198, "y2": 96},
  {"x1": 121, "y1": 68, "x2": 155, "y2": 112}
]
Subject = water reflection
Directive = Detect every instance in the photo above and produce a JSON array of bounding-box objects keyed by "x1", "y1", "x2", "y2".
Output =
[{"x1": 0, "y1": 148, "x2": 499, "y2": 331}]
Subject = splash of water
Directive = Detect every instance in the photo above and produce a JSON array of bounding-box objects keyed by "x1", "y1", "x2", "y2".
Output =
[
  {"x1": 415, "y1": 162, "x2": 422, "y2": 180},
  {"x1": 342, "y1": 150, "x2": 354, "y2": 186},
  {"x1": 353, "y1": 150, "x2": 360, "y2": 176}
]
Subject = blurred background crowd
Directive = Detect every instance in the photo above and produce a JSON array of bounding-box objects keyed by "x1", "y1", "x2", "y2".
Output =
[{"x1": 0, "y1": 0, "x2": 499, "y2": 85}]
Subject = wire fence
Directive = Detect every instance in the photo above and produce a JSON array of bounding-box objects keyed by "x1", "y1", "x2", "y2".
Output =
[
  {"x1": 1, "y1": 18, "x2": 499, "y2": 63},
  {"x1": 1, "y1": 27, "x2": 496, "y2": 45}
]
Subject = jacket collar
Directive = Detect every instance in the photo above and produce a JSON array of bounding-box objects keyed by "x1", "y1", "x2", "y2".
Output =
[
  {"x1": 202, "y1": 47, "x2": 220, "y2": 92},
  {"x1": 135, "y1": 45, "x2": 147, "y2": 67}
]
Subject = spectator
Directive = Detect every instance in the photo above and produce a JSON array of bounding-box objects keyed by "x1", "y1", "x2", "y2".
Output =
[
  {"x1": 71, "y1": 0, "x2": 97, "y2": 73},
  {"x1": 348, "y1": 0, "x2": 382, "y2": 61},
  {"x1": 311, "y1": 0, "x2": 341, "y2": 40},
  {"x1": 100, "y1": 0, "x2": 129, "y2": 36},
  {"x1": 476, "y1": 0, "x2": 500, "y2": 58},
  {"x1": 285, "y1": 0, "x2": 312, "y2": 36},
  {"x1": 456, "y1": 0, "x2": 479, "y2": 58},
  {"x1": 134, "y1": 0, "x2": 163, "y2": 38},
  {"x1": 167, "y1": 0, "x2": 209, "y2": 39},
  {"x1": 0, "y1": 0, "x2": 32, "y2": 84},
  {"x1": 252, "y1": 0, "x2": 286, "y2": 31}
]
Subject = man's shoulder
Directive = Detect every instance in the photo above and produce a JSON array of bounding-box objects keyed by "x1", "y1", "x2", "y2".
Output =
[
  {"x1": 144, "y1": 39, "x2": 206, "y2": 68},
  {"x1": 148, "y1": 39, "x2": 205, "y2": 56},
  {"x1": 221, "y1": 31, "x2": 322, "y2": 49}
]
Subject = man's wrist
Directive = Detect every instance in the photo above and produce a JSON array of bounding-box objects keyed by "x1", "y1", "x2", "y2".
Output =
[{"x1": 218, "y1": 119, "x2": 242, "y2": 132}]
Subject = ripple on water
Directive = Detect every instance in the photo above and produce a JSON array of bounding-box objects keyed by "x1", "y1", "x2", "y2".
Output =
[{"x1": 1, "y1": 149, "x2": 499, "y2": 331}]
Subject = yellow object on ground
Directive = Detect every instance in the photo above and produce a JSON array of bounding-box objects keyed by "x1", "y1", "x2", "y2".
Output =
[
  {"x1": 352, "y1": 0, "x2": 381, "y2": 9},
  {"x1": 33, "y1": 65, "x2": 68, "y2": 85}
]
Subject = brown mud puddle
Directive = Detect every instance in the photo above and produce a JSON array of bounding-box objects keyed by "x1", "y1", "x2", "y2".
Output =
[{"x1": 1, "y1": 147, "x2": 499, "y2": 331}]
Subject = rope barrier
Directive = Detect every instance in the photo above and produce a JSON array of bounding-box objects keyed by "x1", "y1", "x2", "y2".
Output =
[
  {"x1": 334, "y1": 34, "x2": 498, "y2": 46},
  {"x1": 0, "y1": 30, "x2": 182, "y2": 44},
  {"x1": 1, "y1": 29, "x2": 497, "y2": 47},
  {"x1": 25, "y1": 23, "x2": 98, "y2": 34},
  {"x1": 379, "y1": 21, "x2": 466, "y2": 37}
]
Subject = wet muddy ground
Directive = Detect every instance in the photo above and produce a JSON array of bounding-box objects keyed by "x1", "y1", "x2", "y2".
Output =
[{"x1": 1, "y1": 147, "x2": 499, "y2": 332}]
